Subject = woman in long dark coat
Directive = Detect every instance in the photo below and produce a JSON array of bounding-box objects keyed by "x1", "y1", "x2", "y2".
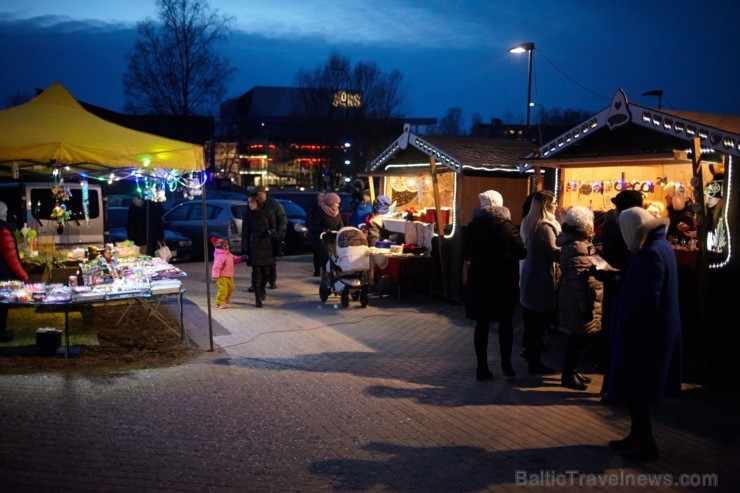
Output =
[
  {"x1": 242, "y1": 193, "x2": 276, "y2": 307},
  {"x1": 462, "y1": 204, "x2": 527, "y2": 380},
  {"x1": 607, "y1": 206, "x2": 682, "y2": 461}
]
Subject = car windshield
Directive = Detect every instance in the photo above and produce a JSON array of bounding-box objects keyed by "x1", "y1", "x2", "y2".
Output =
[{"x1": 276, "y1": 200, "x2": 306, "y2": 219}]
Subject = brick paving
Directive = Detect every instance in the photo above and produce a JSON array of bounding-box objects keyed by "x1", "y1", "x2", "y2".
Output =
[{"x1": 1, "y1": 254, "x2": 738, "y2": 492}]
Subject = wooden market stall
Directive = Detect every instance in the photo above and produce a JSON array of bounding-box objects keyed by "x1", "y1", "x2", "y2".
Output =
[
  {"x1": 367, "y1": 124, "x2": 535, "y2": 300},
  {"x1": 518, "y1": 88, "x2": 739, "y2": 385}
]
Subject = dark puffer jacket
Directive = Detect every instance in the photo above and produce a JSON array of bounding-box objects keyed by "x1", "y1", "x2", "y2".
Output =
[
  {"x1": 462, "y1": 206, "x2": 526, "y2": 321},
  {"x1": 242, "y1": 208, "x2": 276, "y2": 267},
  {"x1": 556, "y1": 223, "x2": 603, "y2": 335}
]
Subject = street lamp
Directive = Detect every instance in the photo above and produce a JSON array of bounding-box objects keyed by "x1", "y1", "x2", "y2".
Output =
[
  {"x1": 641, "y1": 89, "x2": 664, "y2": 109},
  {"x1": 509, "y1": 42, "x2": 535, "y2": 134}
]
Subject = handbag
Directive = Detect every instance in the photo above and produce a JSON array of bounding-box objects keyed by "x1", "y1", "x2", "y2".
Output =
[{"x1": 154, "y1": 241, "x2": 173, "y2": 261}]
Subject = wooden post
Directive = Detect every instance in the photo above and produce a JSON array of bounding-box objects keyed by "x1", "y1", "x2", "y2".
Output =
[
  {"x1": 368, "y1": 175, "x2": 376, "y2": 202},
  {"x1": 429, "y1": 157, "x2": 449, "y2": 301}
]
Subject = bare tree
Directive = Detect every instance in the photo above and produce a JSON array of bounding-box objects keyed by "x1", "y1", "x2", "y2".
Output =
[
  {"x1": 293, "y1": 52, "x2": 407, "y2": 121},
  {"x1": 2, "y1": 90, "x2": 35, "y2": 109},
  {"x1": 434, "y1": 107, "x2": 466, "y2": 136},
  {"x1": 124, "y1": 0, "x2": 235, "y2": 116},
  {"x1": 292, "y1": 52, "x2": 408, "y2": 182}
]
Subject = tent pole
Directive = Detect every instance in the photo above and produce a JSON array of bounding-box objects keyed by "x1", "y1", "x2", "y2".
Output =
[
  {"x1": 429, "y1": 157, "x2": 449, "y2": 301},
  {"x1": 201, "y1": 183, "x2": 214, "y2": 351}
]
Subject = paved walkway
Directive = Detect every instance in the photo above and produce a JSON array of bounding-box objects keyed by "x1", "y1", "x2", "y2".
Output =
[{"x1": 1, "y1": 255, "x2": 737, "y2": 492}]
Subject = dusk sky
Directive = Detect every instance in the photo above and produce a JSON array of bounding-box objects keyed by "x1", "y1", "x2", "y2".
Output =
[{"x1": 1, "y1": 0, "x2": 738, "y2": 127}]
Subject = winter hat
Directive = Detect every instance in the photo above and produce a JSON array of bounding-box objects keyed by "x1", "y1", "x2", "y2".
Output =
[
  {"x1": 373, "y1": 195, "x2": 391, "y2": 215},
  {"x1": 611, "y1": 190, "x2": 644, "y2": 212},
  {"x1": 0, "y1": 200, "x2": 7, "y2": 221},
  {"x1": 321, "y1": 192, "x2": 341, "y2": 217},
  {"x1": 619, "y1": 206, "x2": 669, "y2": 254},
  {"x1": 664, "y1": 182, "x2": 688, "y2": 211},
  {"x1": 564, "y1": 206, "x2": 594, "y2": 230},
  {"x1": 210, "y1": 236, "x2": 226, "y2": 249},
  {"x1": 479, "y1": 190, "x2": 503, "y2": 208}
]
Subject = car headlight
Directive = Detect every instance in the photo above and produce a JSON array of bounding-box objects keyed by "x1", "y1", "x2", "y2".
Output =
[{"x1": 293, "y1": 223, "x2": 308, "y2": 234}]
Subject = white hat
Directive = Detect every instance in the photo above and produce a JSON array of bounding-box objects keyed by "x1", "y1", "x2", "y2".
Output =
[
  {"x1": 619, "y1": 206, "x2": 669, "y2": 254},
  {"x1": 479, "y1": 190, "x2": 503, "y2": 208},
  {"x1": 564, "y1": 206, "x2": 594, "y2": 230}
]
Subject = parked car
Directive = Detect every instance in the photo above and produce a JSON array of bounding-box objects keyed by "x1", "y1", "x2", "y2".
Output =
[
  {"x1": 274, "y1": 198, "x2": 310, "y2": 254},
  {"x1": 107, "y1": 206, "x2": 194, "y2": 263},
  {"x1": 162, "y1": 199, "x2": 247, "y2": 260},
  {"x1": 269, "y1": 190, "x2": 354, "y2": 226}
]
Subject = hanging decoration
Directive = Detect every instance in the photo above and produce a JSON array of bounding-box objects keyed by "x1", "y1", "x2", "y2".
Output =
[
  {"x1": 50, "y1": 171, "x2": 71, "y2": 234},
  {"x1": 81, "y1": 178, "x2": 90, "y2": 225}
]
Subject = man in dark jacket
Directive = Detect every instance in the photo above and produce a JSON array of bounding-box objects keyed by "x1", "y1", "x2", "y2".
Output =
[
  {"x1": 252, "y1": 186, "x2": 286, "y2": 290},
  {"x1": 0, "y1": 200, "x2": 29, "y2": 342}
]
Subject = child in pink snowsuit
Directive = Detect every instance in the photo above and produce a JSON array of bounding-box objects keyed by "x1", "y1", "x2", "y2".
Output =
[{"x1": 211, "y1": 237, "x2": 244, "y2": 308}]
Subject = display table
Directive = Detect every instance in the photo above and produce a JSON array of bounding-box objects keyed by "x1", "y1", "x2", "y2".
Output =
[
  {"x1": 370, "y1": 252, "x2": 434, "y2": 300},
  {"x1": 3, "y1": 289, "x2": 185, "y2": 358},
  {"x1": 2, "y1": 256, "x2": 187, "y2": 358}
]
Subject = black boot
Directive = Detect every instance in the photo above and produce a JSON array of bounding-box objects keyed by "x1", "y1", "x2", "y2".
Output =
[
  {"x1": 575, "y1": 371, "x2": 592, "y2": 384},
  {"x1": 622, "y1": 435, "x2": 660, "y2": 461},
  {"x1": 499, "y1": 321, "x2": 515, "y2": 377},
  {"x1": 474, "y1": 321, "x2": 493, "y2": 380},
  {"x1": 561, "y1": 371, "x2": 588, "y2": 390},
  {"x1": 255, "y1": 292, "x2": 263, "y2": 308},
  {"x1": 609, "y1": 434, "x2": 637, "y2": 451}
]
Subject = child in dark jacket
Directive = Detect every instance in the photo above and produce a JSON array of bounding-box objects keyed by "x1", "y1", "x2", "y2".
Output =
[{"x1": 210, "y1": 237, "x2": 244, "y2": 309}]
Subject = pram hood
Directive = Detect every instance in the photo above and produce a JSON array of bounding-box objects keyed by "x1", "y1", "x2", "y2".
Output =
[{"x1": 333, "y1": 226, "x2": 370, "y2": 272}]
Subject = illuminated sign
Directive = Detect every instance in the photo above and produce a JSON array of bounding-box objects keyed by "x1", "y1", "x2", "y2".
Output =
[{"x1": 332, "y1": 90, "x2": 362, "y2": 108}]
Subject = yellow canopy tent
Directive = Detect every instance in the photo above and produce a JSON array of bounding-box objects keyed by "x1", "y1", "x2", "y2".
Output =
[{"x1": 0, "y1": 81, "x2": 204, "y2": 177}]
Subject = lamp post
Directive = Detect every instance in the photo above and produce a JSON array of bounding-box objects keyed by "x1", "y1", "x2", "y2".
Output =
[
  {"x1": 509, "y1": 42, "x2": 535, "y2": 135},
  {"x1": 642, "y1": 89, "x2": 664, "y2": 109}
]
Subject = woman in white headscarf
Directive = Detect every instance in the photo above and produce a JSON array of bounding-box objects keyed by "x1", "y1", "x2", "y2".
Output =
[{"x1": 607, "y1": 206, "x2": 682, "y2": 462}]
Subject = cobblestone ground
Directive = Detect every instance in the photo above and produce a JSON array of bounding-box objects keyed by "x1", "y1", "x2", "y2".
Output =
[{"x1": 1, "y1": 255, "x2": 738, "y2": 492}]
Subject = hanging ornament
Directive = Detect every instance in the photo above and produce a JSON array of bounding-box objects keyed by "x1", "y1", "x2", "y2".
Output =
[
  {"x1": 50, "y1": 201, "x2": 70, "y2": 234},
  {"x1": 81, "y1": 179, "x2": 90, "y2": 225}
]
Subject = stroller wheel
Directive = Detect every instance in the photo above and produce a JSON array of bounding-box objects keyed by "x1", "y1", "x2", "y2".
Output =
[
  {"x1": 351, "y1": 291, "x2": 360, "y2": 301},
  {"x1": 340, "y1": 289, "x2": 350, "y2": 308},
  {"x1": 319, "y1": 283, "x2": 330, "y2": 302}
]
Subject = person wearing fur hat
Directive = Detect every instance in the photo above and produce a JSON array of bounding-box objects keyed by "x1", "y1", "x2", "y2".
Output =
[
  {"x1": 556, "y1": 206, "x2": 604, "y2": 390},
  {"x1": 519, "y1": 190, "x2": 561, "y2": 374},
  {"x1": 462, "y1": 199, "x2": 526, "y2": 380},
  {"x1": 242, "y1": 193, "x2": 277, "y2": 307},
  {"x1": 606, "y1": 206, "x2": 682, "y2": 461},
  {"x1": 210, "y1": 237, "x2": 245, "y2": 309},
  {"x1": 308, "y1": 192, "x2": 344, "y2": 278},
  {"x1": 663, "y1": 182, "x2": 695, "y2": 243},
  {"x1": 0, "y1": 201, "x2": 29, "y2": 342}
]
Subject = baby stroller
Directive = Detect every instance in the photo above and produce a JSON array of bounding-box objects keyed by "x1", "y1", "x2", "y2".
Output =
[{"x1": 319, "y1": 226, "x2": 370, "y2": 308}]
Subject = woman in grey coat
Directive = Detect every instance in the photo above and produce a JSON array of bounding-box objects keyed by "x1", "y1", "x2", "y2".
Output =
[
  {"x1": 519, "y1": 190, "x2": 561, "y2": 374},
  {"x1": 556, "y1": 206, "x2": 604, "y2": 390}
]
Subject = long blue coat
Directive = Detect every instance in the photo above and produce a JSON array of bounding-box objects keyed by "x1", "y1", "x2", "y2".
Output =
[{"x1": 606, "y1": 226, "x2": 682, "y2": 405}]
